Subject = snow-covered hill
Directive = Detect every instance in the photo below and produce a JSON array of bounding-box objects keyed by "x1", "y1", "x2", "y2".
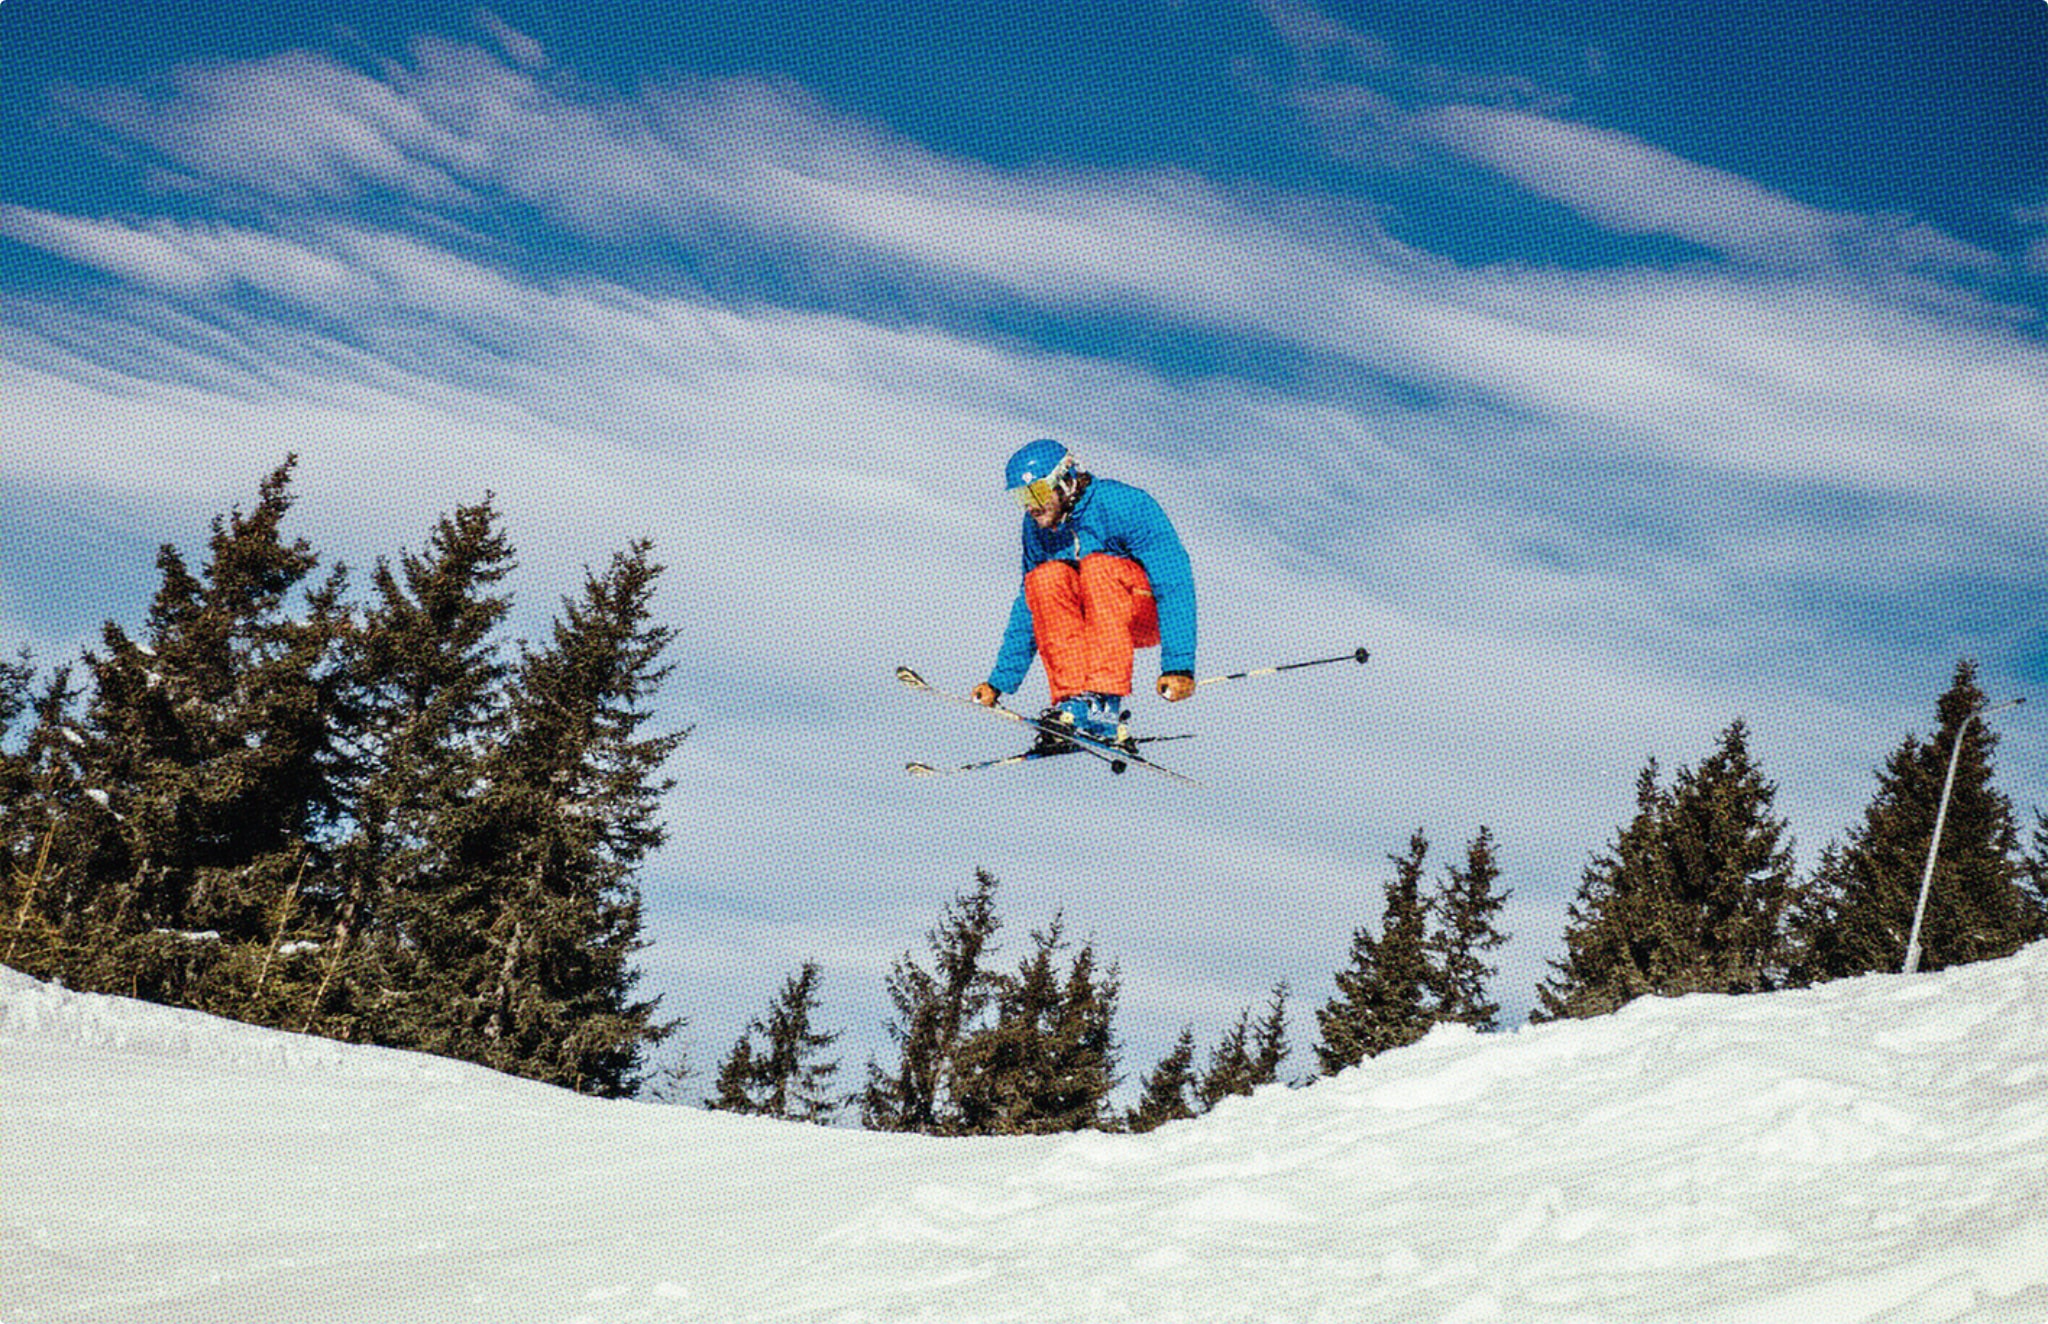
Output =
[{"x1": 5, "y1": 947, "x2": 2046, "y2": 1324}]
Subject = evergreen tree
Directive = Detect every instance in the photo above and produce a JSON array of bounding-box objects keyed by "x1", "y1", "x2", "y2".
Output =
[
  {"x1": 1428, "y1": 827, "x2": 1511, "y2": 1030},
  {"x1": 1669, "y1": 723, "x2": 1799, "y2": 993},
  {"x1": 1196, "y1": 984, "x2": 1291, "y2": 1106},
  {"x1": 1536, "y1": 720, "x2": 1796, "y2": 1020},
  {"x1": 951, "y1": 914, "x2": 1121, "y2": 1135},
  {"x1": 2024, "y1": 812, "x2": 2048, "y2": 944},
  {"x1": 1789, "y1": 662, "x2": 2031, "y2": 981},
  {"x1": 461, "y1": 540, "x2": 685, "y2": 1095},
  {"x1": 1196, "y1": 1008, "x2": 1256, "y2": 1109},
  {"x1": 0, "y1": 653, "x2": 54, "y2": 968},
  {"x1": 709, "y1": 962, "x2": 843, "y2": 1122},
  {"x1": 69, "y1": 457, "x2": 353, "y2": 1013},
  {"x1": 331, "y1": 497, "x2": 517, "y2": 1044},
  {"x1": 709, "y1": 1033, "x2": 763, "y2": 1114},
  {"x1": 862, "y1": 868, "x2": 1002, "y2": 1134},
  {"x1": 4, "y1": 470, "x2": 697, "y2": 1093},
  {"x1": 759, "y1": 961, "x2": 843, "y2": 1123},
  {"x1": 1533, "y1": 762, "x2": 1667, "y2": 1022},
  {"x1": 1127, "y1": 1026, "x2": 1200, "y2": 1133},
  {"x1": 0, "y1": 668, "x2": 105, "y2": 978},
  {"x1": 0, "y1": 653, "x2": 40, "y2": 886},
  {"x1": 0, "y1": 650, "x2": 31, "y2": 770},
  {"x1": 1251, "y1": 981, "x2": 1291, "y2": 1087},
  {"x1": 1316, "y1": 830, "x2": 1435, "y2": 1073}
]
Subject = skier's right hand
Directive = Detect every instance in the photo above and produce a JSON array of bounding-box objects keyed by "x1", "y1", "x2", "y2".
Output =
[{"x1": 971, "y1": 682, "x2": 1000, "y2": 707}]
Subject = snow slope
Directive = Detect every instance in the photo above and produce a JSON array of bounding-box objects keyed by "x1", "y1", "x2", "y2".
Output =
[{"x1": 4, "y1": 947, "x2": 2046, "y2": 1324}]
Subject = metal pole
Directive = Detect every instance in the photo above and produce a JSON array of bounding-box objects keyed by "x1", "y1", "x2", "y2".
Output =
[
  {"x1": 1193, "y1": 647, "x2": 1369, "y2": 690},
  {"x1": 1902, "y1": 695, "x2": 2025, "y2": 974}
]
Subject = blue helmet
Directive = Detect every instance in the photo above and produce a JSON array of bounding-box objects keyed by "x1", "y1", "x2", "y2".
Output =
[{"x1": 1004, "y1": 438, "x2": 1076, "y2": 509}]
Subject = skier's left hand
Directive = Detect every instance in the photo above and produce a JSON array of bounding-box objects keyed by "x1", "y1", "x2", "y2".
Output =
[{"x1": 1156, "y1": 672, "x2": 1195, "y2": 702}]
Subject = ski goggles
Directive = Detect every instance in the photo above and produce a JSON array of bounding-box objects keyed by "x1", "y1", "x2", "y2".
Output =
[{"x1": 1008, "y1": 457, "x2": 1074, "y2": 511}]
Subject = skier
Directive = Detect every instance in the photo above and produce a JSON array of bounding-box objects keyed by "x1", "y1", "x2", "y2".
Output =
[{"x1": 971, "y1": 439, "x2": 1196, "y2": 752}]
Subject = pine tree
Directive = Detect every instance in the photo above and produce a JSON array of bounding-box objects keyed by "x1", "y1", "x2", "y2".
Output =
[
  {"x1": 1127, "y1": 1026, "x2": 1199, "y2": 1133},
  {"x1": 463, "y1": 540, "x2": 685, "y2": 1095},
  {"x1": 0, "y1": 654, "x2": 39, "y2": 887},
  {"x1": 862, "y1": 868, "x2": 1002, "y2": 1133},
  {"x1": 6, "y1": 475, "x2": 701, "y2": 1090},
  {"x1": 1196, "y1": 1009, "x2": 1256, "y2": 1109},
  {"x1": 1533, "y1": 762, "x2": 1666, "y2": 1022},
  {"x1": 0, "y1": 653, "x2": 54, "y2": 970},
  {"x1": 1668, "y1": 722, "x2": 1799, "y2": 993},
  {"x1": 950, "y1": 914, "x2": 1122, "y2": 1135},
  {"x1": 1046, "y1": 930, "x2": 1122, "y2": 1131},
  {"x1": 1316, "y1": 830, "x2": 1436, "y2": 1073},
  {"x1": 0, "y1": 668, "x2": 106, "y2": 978},
  {"x1": 69, "y1": 458, "x2": 353, "y2": 1014},
  {"x1": 1251, "y1": 981, "x2": 1290, "y2": 1087},
  {"x1": 2020, "y1": 812, "x2": 2048, "y2": 944},
  {"x1": 1789, "y1": 662, "x2": 2031, "y2": 981},
  {"x1": 1429, "y1": 827, "x2": 1510, "y2": 1030},
  {"x1": 709, "y1": 1033, "x2": 763, "y2": 1114},
  {"x1": 1195, "y1": 984, "x2": 1291, "y2": 1105},
  {"x1": 708, "y1": 962, "x2": 843, "y2": 1123},
  {"x1": 0, "y1": 651, "x2": 31, "y2": 773},
  {"x1": 1536, "y1": 720, "x2": 1796, "y2": 1020},
  {"x1": 332, "y1": 497, "x2": 517, "y2": 1044},
  {"x1": 761, "y1": 962, "x2": 844, "y2": 1123},
  {"x1": 1317, "y1": 910, "x2": 1377, "y2": 1074}
]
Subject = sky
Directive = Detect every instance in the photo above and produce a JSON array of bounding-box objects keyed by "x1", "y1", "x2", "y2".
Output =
[
  {"x1": 7, "y1": 940, "x2": 2046, "y2": 1320},
  {"x1": 3, "y1": 0, "x2": 2046, "y2": 1095}
]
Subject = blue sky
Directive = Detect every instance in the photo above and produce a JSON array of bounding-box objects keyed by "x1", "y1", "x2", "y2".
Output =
[{"x1": 4, "y1": 0, "x2": 2045, "y2": 1093}]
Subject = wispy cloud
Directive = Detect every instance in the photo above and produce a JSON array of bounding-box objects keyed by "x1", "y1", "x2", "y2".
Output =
[
  {"x1": 1245, "y1": 1, "x2": 2005, "y2": 283},
  {"x1": 0, "y1": 204, "x2": 356, "y2": 298},
  {"x1": 2018, "y1": 202, "x2": 2048, "y2": 276},
  {"x1": 19, "y1": 39, "x2": 2047, "y2": 510},
  {"x1": 10, "y1": 27, "x2": 2044, "y2": 696},
  {"x1": 1422, "y1": 105, "x2": 1999, "y2": 274}
]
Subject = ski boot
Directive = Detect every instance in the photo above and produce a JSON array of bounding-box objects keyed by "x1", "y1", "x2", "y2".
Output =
[{"x1": 1033, "y1": 692, "x2": 1131, "y2": 754}]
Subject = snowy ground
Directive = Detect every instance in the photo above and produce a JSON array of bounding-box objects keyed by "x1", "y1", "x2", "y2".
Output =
[{"x1": 4, "y1": 948, "x2": 2046, "y2": 1324}]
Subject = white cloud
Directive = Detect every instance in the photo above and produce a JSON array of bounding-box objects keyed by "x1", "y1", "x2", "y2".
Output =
[
  {"x1": 37, "y1": 41, "x2": 2040, "y2": 499},
  {"x1": 477, "y1": 11, "x2": 547, "y2": 71},
  {"x1": 1, "y1": 205, "x2": 218, "y2": 294},
  {"x1": 1421, "y1": 105, "x2": 1999, "y2": 275},
  {"x1": 1425, "y1": 106, "x2": 1859, "y2": 262},
  {"x1": 2020, "y1": 201, "x2": 2048, "y2": 276}
]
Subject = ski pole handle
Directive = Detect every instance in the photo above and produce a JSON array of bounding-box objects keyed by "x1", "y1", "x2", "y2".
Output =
[{"x1": 1193, "y1": 646, "x2": 1369, "y2": 690}]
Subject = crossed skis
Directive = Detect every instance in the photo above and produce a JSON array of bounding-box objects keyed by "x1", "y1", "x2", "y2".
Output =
[{"x1": 897, "y1": 647, "x2": 1368, "y2": 787}]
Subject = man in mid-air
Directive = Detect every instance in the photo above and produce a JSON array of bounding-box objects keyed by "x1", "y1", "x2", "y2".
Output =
[{"x1": 972, "y1": 438, "x2": 1196, "y2": 752}]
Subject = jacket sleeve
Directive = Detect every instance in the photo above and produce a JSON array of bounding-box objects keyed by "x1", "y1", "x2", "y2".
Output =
[
  {"x1": 988, "y1": 582, "x2": 1038, "y2": 695},
  {"x1": 1117, "y1": 486, "x2": 1196, "y2": 676}
]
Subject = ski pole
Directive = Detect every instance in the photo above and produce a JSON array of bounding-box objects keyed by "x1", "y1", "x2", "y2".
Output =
[{"x1": 1193, "y1": 646, "x2": 1369, "y2": 690}]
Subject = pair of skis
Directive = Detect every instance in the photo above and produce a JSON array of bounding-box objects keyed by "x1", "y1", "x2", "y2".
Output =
[
  {"x1": 895, "y1": 666, "x2": 1198, "y2": 784},
  {"x1": 897, "y1": 647, "x2": 1368, "y2": 786}
]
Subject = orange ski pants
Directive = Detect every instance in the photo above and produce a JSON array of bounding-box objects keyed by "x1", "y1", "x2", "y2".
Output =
[{"x1": 1024, "y1": 554, "x2": 1160, "y2": 703}]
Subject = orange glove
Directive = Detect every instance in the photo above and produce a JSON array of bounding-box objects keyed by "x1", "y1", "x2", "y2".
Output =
[
  {"x1": 971, "y1": 682, "x2": 1001, "y2": 707},
  {"x1": 1155, "y1": 672, "x2": 1195, "y2": 702}
]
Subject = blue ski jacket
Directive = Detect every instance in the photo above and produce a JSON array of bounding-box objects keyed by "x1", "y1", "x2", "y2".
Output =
[{"x1": 989, "y1": 476, "x2": 1196, "y2": 694}]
